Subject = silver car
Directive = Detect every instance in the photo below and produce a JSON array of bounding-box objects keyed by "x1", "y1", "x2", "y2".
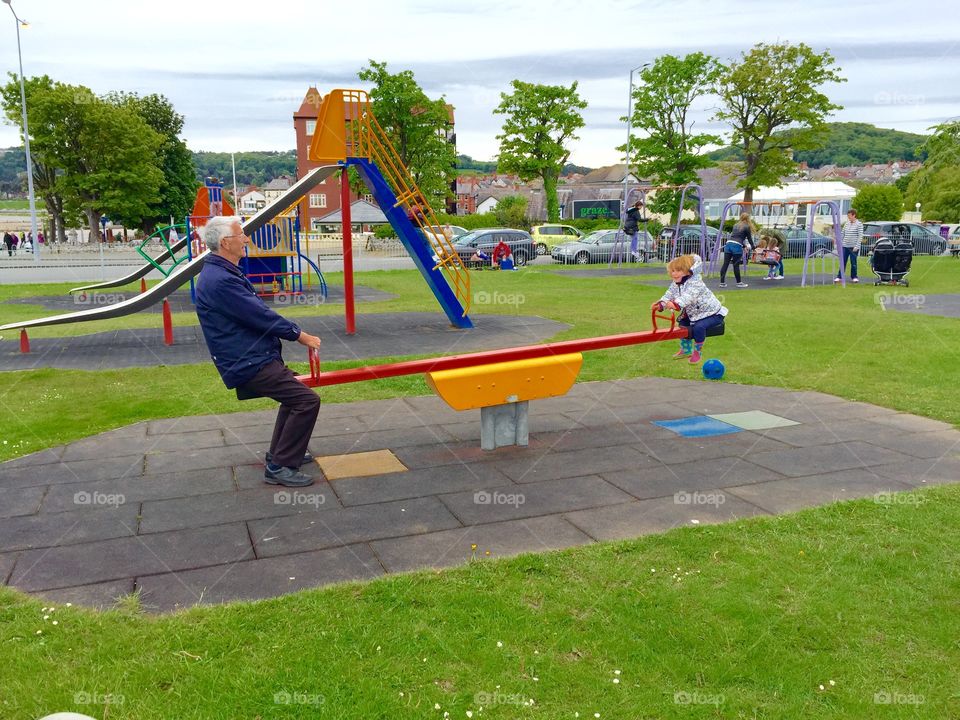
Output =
[{"x1": 551, "y1": 229, "x2": 654, "y2": 264}]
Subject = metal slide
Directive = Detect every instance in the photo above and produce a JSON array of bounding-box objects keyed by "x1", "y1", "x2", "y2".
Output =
[
  {"x1": 0, "y1": 165, "x2": 339, "y2": 332},
  {"x1": 69, "y1": 235, "x2": 191, "y2": 293}
]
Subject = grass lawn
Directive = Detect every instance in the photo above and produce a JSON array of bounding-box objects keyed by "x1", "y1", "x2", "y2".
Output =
[{"x1": 0, "y1": 255, "x2": 958, "y2": 718}]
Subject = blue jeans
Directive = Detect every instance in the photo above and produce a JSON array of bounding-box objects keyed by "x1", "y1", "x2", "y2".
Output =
[
  {"x1": 838, "y1": 247, "x2": 858, "y2": 279},
  {"x1": 679, "y1": 312, "x2": 725, "y2": 344}
]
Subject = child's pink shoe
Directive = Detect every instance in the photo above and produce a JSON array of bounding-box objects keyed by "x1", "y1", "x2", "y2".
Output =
[{"x1": 688, "y1": 350, "x2": 702, "y2": 364}]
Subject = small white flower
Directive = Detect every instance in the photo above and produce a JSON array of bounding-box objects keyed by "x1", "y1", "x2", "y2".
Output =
[
  {"x1": 829, "y1": 680, "x2": 836, "y2": 686},
  {"x1": 534, "y1": 650, "x2": 539, "y2": 654},
  {"x1": 36, "y1": 630, "x2": 42, "y2": 635},
  {"x1": 496, "y1": 641, "x2": 503, "y2": 648},
  {"x1": 613, "y1": 678, "x2": 620, "y2": 684},
  {"x1": 614, "y1": 670, "x2": 621, "y2": 675},
  {"x1": 594, "y1": 714, "x2": 600, "y2": 718},
  {"x1": 466, "y1": 712, "x2": 473, "y2": 718},
  {"x1": 533, "y1": 677, "x2": 538, "y2": 681},
  {"x1": 65, "y1": 603, "x2": 72, "y2": 607},
  {"x1": 52, "y1": 621, "x2": 58, "y2": 626},
  {"x1": 819, "y1": 684, "x2": 825, "y2": 691},
  {"x1": 43, "y1": 615, "x2": 49, "y2": 620},
  {"x1": 691, "y1": 519, "x2": 700, "y2": 524},
  {"x1": 435, "y1": 703, "x2": 441, "y2": 710},
  {"x1": 399, "y1": 691, "x2": 404, "y2": 697}
]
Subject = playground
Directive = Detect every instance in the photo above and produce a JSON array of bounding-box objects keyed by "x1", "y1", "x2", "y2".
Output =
[{"x1": 0, "y1": 90, "x2": 959, "y2": 718}]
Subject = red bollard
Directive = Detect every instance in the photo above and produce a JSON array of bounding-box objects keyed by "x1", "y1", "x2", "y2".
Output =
[
  {"x1": 162, "y1": 299, "x2": 173, "y2": 346},
  {"x1": 19, "y1": 328, "x2": 29, "y2": 353},
  {"x1": 140, "y1": 278, "x2": 147, "y2": 294}
]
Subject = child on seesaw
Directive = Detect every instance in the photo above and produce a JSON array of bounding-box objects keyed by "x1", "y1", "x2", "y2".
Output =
[{"x1": 650, "y1": 254, "x2": 728, "y2": 364}]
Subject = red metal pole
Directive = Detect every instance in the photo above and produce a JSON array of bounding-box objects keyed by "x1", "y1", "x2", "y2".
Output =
[
  {"x1": 19, "y1": 329, "x2": 29, "y2": 354},
  {"x1": 341, "y1": 167, "x2": 356, "y2": 335},
  {"x1": 297, "y1": 310, "x2": 686, "y2": 388},
  {"x1": 162, "y1": 299, "x2": 174, "y2": 345},
  {"x1": 140, "y1": 277, "x2": 147, "y2": 294}
]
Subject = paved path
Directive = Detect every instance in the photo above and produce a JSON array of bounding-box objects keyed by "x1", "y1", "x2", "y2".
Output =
[
  {"x1": 883, "y1": 293, "x2": 960, "y2": 319},
  {"x1": 2, "y1": 378, "x2": 957, "y2": 612},
  {"x1": 0, "y1": 311, "x2": 569, "y2": 372}
]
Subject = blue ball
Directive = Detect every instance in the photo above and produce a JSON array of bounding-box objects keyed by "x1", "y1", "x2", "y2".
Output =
[{"x1": 702, "y1": 358, "x2": 725, "y2": 380}]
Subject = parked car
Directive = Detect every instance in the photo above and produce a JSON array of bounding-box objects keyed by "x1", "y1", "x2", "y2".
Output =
[
  {"x1": 423, "y1": 224, "x2": 469, "y2": 244},
  {"x1": 776, "y1": 228, "x2": 836, "y2": 258},
  {"x1": 450, "y1": 228, "x2": 536, "y2": 267},
  {"x1": 862, "y1": 222, "x2": 947, "y2": 256},
  {"x1": 657, "y1": 225, "x2": 722, "y2": 260},
  {"x1": 530, "y1": 224, "x2": 583, "y2": 256},
  {"x1": 551, "y1": 229, "x2": 655, "y2": 265}
]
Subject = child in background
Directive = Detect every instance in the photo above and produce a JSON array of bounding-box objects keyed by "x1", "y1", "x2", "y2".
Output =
[{"x1": 651, "y1": 254, "x2": 728, "y2": 364}]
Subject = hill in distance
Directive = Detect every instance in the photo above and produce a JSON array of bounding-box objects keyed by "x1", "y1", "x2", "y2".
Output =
[{"x1": 706, "y1": 122, "x2": 928, "y2": 168}]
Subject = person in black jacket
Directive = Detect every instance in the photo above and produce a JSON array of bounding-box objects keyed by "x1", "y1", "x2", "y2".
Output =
[
  {"x1": 196, "y1": 216, "x2": 323, "y2": 487},
  {"x1": 623, "y1": 200, "x2": 644, "y2": 261},
  {"x1": 719, "y1": 212, "x2": 753, "y2": 288}
]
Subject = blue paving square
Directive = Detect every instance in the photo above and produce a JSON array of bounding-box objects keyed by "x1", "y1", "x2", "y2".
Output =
[{"x1": 653, "y1": 416, "x2": 743, "y2": 438}]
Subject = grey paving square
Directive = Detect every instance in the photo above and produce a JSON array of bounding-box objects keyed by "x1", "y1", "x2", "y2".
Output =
[
  {"x1": 565, "y1": 495, "x2": 769, "y2": 542},
  {"x1": 0, "y1": 551, "x2": 17, "y2": 584},
  {"x1": 861, "y1": 431, "x2": 960, "y2": 460},
  {"x1": 0, "y1": 504, "x2": 141, "y2": 552},
  {"x1": 868, "y1": 413, "x2": 957, "y2": 434},
  {"x1": 140, "y1": 486, "x2": 338, "y2": 534},
  {"x1": 41, "y1": 467, "x2": 236, "y2": 513},
  {"x1": 249, "y1": 496, "x2": 462, "y2": 558},
  {"x1": 644, "y1": 433, "x2": 791, "y2": 466},
  {"x1": 0, "y1": 447, "x2": 64, "y2": 470},
  {"x1": 371, "y1": 515, "x2": 593, "y2": 573},
  {"x1": 0, "y1": 454, "x2": 145, "y2": 489},
  {"x1": 726, "y1": 468, "x2": 916, "y2": 514},
  {"x1": 333, "y1": 463, "x2": 513, "y2": 506},
  {"x1": 868, "y1": 456, "x2": 960, "y2": 487},
  {"x1": 440, "y1": 475, "x2": 634, "y2": 525},
  {"x1": 499, "y1": 445, "x2": 659, "y2": 484},
  {"x1": 144, "y1": 444, "x2": 261, "y2": 474},
  {"x1": 1, "y1": 485, "x2": 46, "y2": 518},
  {"x1": 601, "y1": 456, "x2": 784, "y2": 500},
  {"x1": 136, "y1": 543, "x2": 383, "y2": 611},
  {"x1": 30, "y1": 579, "x2": 135, "y2": 611},
  {"x1": 746, "y1": 441, "x2": 914, "y2": 477},
  {"x1": 10, "y1": 523, "x2": 254, "y2": 592}
]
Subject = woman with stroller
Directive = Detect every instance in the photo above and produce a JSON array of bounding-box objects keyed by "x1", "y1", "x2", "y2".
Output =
[{"x1": 719, "y1": 212, "x2": 752, "y2": 288}]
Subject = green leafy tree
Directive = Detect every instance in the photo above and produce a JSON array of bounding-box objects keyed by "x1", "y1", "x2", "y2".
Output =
[
  {"x1": 905, "y1": 120, "x2": 960, "y2": 219},
  {"x1": 851, "y1": 184, "x2": 903, "y2": 221},
  {"x1": 493, "y1": 194, "x2": 529, "y2": 229},
  {"x1": 192, "y1": 150, "x2": 296, "y2": 186},
  {"x1": 1, "y1": 75, "x2": 163, "y2": 240},
  {"x1": 915, "y1": 165, "x2": 960, "y2": 222},
  {"x1": 358, "y1": 60, "x2": 456, "y2": 212},
  {"x1": 108, "y1": 92, "x2": 197, "y2": 230},
  {"x1": 494, "y1": 80, "x2": 587, "y2": 222},
  {"x1": 621, "y1": 53, "x2": 722, "y2": 221},
  {"x1": 714, "y1": 42, "x2": 845, "y2": 202}
]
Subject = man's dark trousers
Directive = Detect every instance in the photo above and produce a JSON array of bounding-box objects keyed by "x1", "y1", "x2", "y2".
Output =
[{"x1": 238, "y1": 360, "x2": 320, "y2": 468}]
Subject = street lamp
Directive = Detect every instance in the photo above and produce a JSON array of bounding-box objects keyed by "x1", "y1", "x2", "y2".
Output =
[
  {"x1": 623, "y1": 62, "x2": 650, "y2": 215},
  {"x1": 3, "y1": 0, "x2": 39, "y2": 263}
]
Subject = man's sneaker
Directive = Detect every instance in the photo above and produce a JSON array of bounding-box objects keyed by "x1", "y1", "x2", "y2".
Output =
[
  {"x1": 834, "y1": 277, "x2": 841, "y2": 283},
  {"x1": 265, "y1": 451, "x2": 315, "y2": 467},
  {"x1": 688, "y1": 350, "x2": 702, "y2": 364},
  {"x1": 718, "y1": 282, "x2": 727, "y2": 288},
  {"x1": 762, "y1": 276, "x2": 771, "y2": 280},
  {"x1": 775, "y1": 275, "x2": 784, "y2": 280},
  {"x1": 736, "y1": 282, "x2": 748, "y2": 288},
  {"x1": 264, "y1": 464, "x2": 315, "y2": 487},
  {"x1": 852, "y1": 278, "x2": 859, "y2": 283}
]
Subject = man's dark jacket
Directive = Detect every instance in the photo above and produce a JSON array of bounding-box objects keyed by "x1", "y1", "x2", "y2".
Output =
[{"x1": 195, "y1": 253, "x2": 301, "y2": 388}]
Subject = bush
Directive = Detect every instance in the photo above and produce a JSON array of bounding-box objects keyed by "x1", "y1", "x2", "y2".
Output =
[
  {"x1": 373, "y1": 223, "x2": 396, "y2": 239},
  {"x1": 852, "y1": 185, "x2": 904, "y2": 222},
  {"x1": 436, "y1": 212, "x2": 499, "y2": 230},
  {"x1": 494, "y1": 195, "x2": 529, "y2": 230}
]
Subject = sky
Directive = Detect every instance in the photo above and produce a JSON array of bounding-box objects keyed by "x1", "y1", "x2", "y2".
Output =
[{"x1": 0, "y1": 0, "x2": 958, "y2": 168}]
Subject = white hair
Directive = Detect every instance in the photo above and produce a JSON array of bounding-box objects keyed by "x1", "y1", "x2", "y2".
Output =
[{"x1": 202, "y1": 216, "x2": 242, "y2": 251}]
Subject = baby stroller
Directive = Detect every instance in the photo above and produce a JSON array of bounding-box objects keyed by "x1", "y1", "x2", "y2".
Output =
[{"x1": 871, "y1": 233, "x2": 913, "y2": 287}]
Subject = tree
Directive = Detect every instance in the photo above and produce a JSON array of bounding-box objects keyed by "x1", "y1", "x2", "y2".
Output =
[
  {"x1": 904, "y1": 120, "x2": 960, "y2": 219},
  {"x1": 621, "y1": 53, "x2": 722, "y2": 220},
  {"x1": 108, "y1": 92, "x2": 197, "y2": 230},
  {"x1": 494, "y1": 80, "x2": 587, "y2": 222},
  {"x1": 358, "y1": 60, "x2": 456, "y2": 212},
  {"x1": 493, "y1": 195, "x2": 528, "y2": 229},
  {"x1": 714, "y1": 42, "x2": 845, "y2": 202},
  {"x1": 851, "y1": 185, "x2": 903, "y2": 221},
  {"x1": 1, "y1": 74, "x2": 164, "y2": 241}
]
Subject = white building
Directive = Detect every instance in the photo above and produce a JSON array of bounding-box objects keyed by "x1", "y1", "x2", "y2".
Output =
[{"x1": 238, "y1": 190, "x2": 266, "y2": 216}]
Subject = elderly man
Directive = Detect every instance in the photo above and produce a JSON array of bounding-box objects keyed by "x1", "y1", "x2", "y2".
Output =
[{"x1": 196, "y1": 216, "x2": 322, "y2": 487}]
